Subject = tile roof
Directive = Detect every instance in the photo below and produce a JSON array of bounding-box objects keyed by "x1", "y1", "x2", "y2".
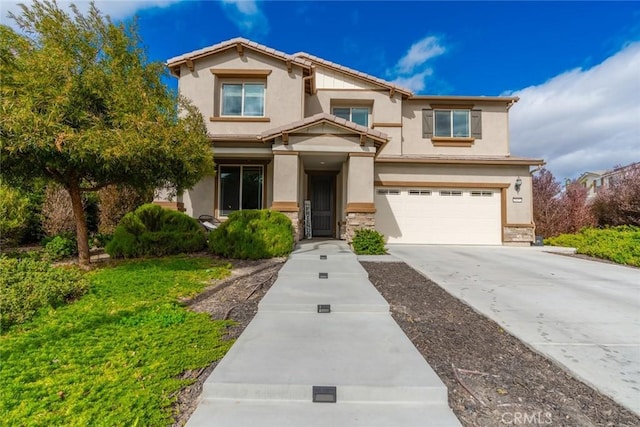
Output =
[
  {"x1": 260, "y1": 113, "x2": 388, "y2": 142},
  {"x1": 293, "y1": 52, "x2": 413, "y2": 96},
  {"x1": 166, "y1": 38, "x2": 412, "y2": 95},
  {"x1": 166, "y1": 37, "x2": 312, "y2": 68}
]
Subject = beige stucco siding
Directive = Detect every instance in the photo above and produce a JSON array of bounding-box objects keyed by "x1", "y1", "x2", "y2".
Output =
[
  {"x1": 182, "y1": 175, "x2": 216, "y2": 217},
  {"x1": 401, "y1": 102, "x2": 511, "y2": 156},
  {"x1": 305, "y1": 90, "x2": 403, "y2": 155},
  {"x1": 177, "y1": 49, "x2": 304, "y2": 136}
]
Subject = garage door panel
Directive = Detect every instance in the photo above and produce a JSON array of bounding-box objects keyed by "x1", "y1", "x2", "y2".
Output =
[{"x1": 375, "y1": 188, "x2": 501, "y2": 245}]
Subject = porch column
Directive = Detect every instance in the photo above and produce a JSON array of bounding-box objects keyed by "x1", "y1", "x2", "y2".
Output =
[
  {"x1": 345, "y1": 152, "x2": 376, "y2": 242},
  {"x1": 271, "y1": 151, "x2": 302, "y2": 240}
]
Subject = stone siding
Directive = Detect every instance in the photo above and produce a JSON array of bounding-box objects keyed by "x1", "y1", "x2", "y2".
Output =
[
  {"x1": 344, "y1": 212, "x2": 376, "y2": 243},
  {"x1": 503, "y1": 226, "x2": 535, "y2": 243}
]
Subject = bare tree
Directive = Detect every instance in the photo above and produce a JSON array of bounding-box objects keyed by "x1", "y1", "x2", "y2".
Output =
[{"x1": 591, "y1": 164, "x2": 640, "y2": 226}]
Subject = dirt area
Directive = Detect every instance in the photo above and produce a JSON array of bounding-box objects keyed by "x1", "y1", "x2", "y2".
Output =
[{"x1": 172, "y1": 258, "x2": 640, "y2": 427}]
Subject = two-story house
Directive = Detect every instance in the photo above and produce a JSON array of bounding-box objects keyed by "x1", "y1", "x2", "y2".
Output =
[
  {"x1": 154, "y1": 37, "x2": 544, "y2": 245},
  {"x1": 578, "y1": 162, "x2": 638, "y2": 200}
]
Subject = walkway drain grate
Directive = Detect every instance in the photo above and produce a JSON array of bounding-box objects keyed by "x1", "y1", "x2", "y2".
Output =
[
  {"x1": 320, "y1": 255, "x2": 327, "y2": 260},
  {"x1": 312, "y1": 386, "x2": 337, "y2": 403},
  {"x1": 317, "y1": 304, "x2": 331, "y2": 313},
  {"x1": 319, "y1": 272, "x2": 328, "y2": 279}
]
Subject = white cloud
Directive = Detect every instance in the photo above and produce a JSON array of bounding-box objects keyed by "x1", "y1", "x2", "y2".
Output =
[
  {"x1": 220, "y1": 0, "x2": 269, "y2": 38},
  {"x1": 1, "y1": 0, "x2": 182, "y2": 27},
  {"x1": 508, "y1": 42, "x2": 640, "y2": 180},
  {"x1": 396, "y1": 36, "x2": 445, "y2": 74},
  {"x1": 388, "y1": 35, "x2": 445, "y2": 93},
  {"x1": 390, "y1": 69, "x2": 433, "y2": 93}
]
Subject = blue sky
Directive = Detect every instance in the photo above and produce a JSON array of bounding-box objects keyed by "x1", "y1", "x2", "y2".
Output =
[{"x1": 2, "y1": 1, "x2": 639, "y2": 181}]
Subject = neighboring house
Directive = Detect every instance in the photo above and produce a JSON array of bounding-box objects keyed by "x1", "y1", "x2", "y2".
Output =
[
  {"x1": 154, "y1": 37, "x2": 544, "y2": 245},
  {"x1": 578, "y1": 163, "x2": 638, "y2": 199}
]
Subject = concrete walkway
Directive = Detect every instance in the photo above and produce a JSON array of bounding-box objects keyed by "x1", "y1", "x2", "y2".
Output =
[
  {"x1": 388, "y1": 245, "x2": 640, "y2": 416},
  {"x1": 187, "y1": 241, "x2": 461, "y2": 426}
]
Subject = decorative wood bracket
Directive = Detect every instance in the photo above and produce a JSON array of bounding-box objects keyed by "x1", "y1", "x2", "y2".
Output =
[
  {"x1": 236, "y1": 43, "x2": 244, "y2": 57},
  {"x1": 286, "y1": 60, "x2": 292, "y2": 73},
  {"x1": 282, "y1": 132, "x2": 289, "y2": 145},
  {"x1": 359, "y1": 134, "x2": 366, "y2": 146},
  {"x1": 185, "y1": 59, "x2": 194, "y2": 72},
  {"x1": 389, "y1": 87, "x2": 395, "y2": 98}
]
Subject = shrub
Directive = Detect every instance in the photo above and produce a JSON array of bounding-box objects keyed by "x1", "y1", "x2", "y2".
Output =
[
  {"x1": 41, "y1": 184, "x2": 76, "y2": 236},
  {"x1": 546, "y1": 226, "x2": 640, "y2": 267},
  {"x1": 351, "y1": 228, "x2": 386, "y2": 255},
  {"x1": 0, "y1": 183, "x2": 30, "y2": 247},
  {"x1": 41, "y1": 184, "x2": 99, "y2": 238},
  {"x1": 98, "y1": 185, "x2": 153, "y2": 234},
  {"x1": 0, "y1": 256, "x2": 88, "y2": 329},
  {"x1": 105, "y1": 204, "x2": 206, "y2": 258},
  {"x1": 42, "y1": 233, "x2": 78, "y2": 261},
  {"x1": 209, "y1": 210, "x2": 293, "y2": 259}
]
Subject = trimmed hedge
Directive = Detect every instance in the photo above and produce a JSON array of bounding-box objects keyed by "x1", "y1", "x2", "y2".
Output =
[
  {"x1": 351, "y1": 228, "x2": 387, "y2": 255},
  {"x1": 209, "y1": 210, "x2": 294, "y2": 259},
  {"x1": 105, "y1": 204, "x2": 206, "y2": 258},
  {"x1": 0, "y1": 256, "x2": 88, "y2": 329}
]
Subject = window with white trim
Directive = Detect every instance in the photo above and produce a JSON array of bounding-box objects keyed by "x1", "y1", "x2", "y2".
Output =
[
  {"x1": 333, "y1": 107, "x2": 369, "y2": 127},
  {"x1": 409, "y1": 190, "x2": 431, "y2": 196},
  {"x1": 219, "y1": 165, "x2": 264, "y2": 216},
  {"x1": 221, "y1": 83, "x2": 265, "y2": 117},
  {"x1": 434, "y1": 109, "x2": 470, "y2": 138},
  {"x1": 440, "y1": 190, "x2": 462, "y2": 196}
]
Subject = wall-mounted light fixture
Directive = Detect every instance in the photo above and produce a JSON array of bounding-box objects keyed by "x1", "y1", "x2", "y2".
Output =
[{"x1": 514, "y1": 177, "x2": 522, "y2": 193}]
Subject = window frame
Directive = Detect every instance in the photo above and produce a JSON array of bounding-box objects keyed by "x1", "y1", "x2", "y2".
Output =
[
  {"x1": 221, "y1": 82, "x2": 265, "y2": 118},
  {"x1": 332, "y1": 106, "x2": 370, "y2": 127},
  {"x1": 218, "y1": 164, "x2": 264, "y2": 217},
  {"x1": 434, "y1": 109, "x2": 470, "y2": 138}
]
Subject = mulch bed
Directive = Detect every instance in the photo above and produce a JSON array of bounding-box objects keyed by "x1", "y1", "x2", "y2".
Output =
[
  {"x1": 362, "y1": 261, "x2": 640, "y2": 427},
  {"x1": 172, "y1": 258, "x2": 639, "y2": 427}
]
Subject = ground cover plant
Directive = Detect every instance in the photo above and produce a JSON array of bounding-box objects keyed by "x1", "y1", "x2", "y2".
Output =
[
  {"x1": 546, "y1": 226, "x2": 640, "y2": 267},
  {"x1": 0, "y1": 255, "x2": 87, "y2": 328},
  {"x1": 209, "y1": 210, "x2": 294, "y2": 259},
  {"x1": 106, "y1": 204, "x2": 207, "y2": 258},
  {"x1": 0, "y1": 256, "x2": 233, "y2": 425}
]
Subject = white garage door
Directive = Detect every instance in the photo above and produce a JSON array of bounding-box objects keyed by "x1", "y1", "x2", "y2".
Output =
[{"x1": 375, "y1": 188, "x2": 502, "y2": 245}]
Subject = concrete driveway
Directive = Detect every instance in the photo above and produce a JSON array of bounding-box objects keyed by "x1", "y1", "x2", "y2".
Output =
[{"x1": 388, "y1": 245, "x2": 640, "y2": 416}]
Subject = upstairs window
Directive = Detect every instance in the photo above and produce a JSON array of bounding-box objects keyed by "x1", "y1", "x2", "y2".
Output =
[
  {"x1": 222, "y1": 83, "x2": 265, "y2": 117},
  {"x1": 333, "y1": 107, "x2": 369, "y2": 127},
  {"x1": 435, "y1": 109, "x2": 469, "y2": 138},
  {"x1": 422, "y1": 108, "x2": 482, "y2": 140}
]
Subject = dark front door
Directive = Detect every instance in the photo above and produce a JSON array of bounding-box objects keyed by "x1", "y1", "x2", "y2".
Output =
[{"x1": 309, "y1": 174, "x2": 334, "y2": 237}]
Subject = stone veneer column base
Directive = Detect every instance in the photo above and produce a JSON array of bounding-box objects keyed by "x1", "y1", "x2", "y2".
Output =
[
  {"x1": 281, "y1": 211, "x2": 301, "y2": 242},
  {"x1": 503, "y1": 225, "x2": 535, "y2": 244},
  {"x1": 344, "y1": 212, "x2": 376, "y2": 243}
]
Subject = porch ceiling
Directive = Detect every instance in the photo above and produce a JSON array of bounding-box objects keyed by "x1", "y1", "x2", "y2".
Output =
[{"x1": 301, "y1": 152, "x2": 347, "y2": 171}]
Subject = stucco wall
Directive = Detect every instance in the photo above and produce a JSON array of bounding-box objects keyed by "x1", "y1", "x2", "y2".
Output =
[
  {"x1": 401, "y1": 101, "x2": 511, "y2": 156},
  {"x1": 305, "y1": 87, "x2": 403, "y2": 155},
  {"x1": 177, "y1": 49, "x2": 304, "y2": 135}
]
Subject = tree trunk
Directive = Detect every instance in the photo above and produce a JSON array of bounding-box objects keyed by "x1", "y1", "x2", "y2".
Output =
[{"x1": 67, "y1": 182, "x2": 91, "y2": 266}]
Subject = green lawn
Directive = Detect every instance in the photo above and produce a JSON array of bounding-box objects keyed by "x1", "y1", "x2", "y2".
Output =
[
  {"x1": 1, "y1": 256, "x2": 233, "y2": 426},
  {"x1": 546, "y1": 226, "x2": 640, "y2": 267}
]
